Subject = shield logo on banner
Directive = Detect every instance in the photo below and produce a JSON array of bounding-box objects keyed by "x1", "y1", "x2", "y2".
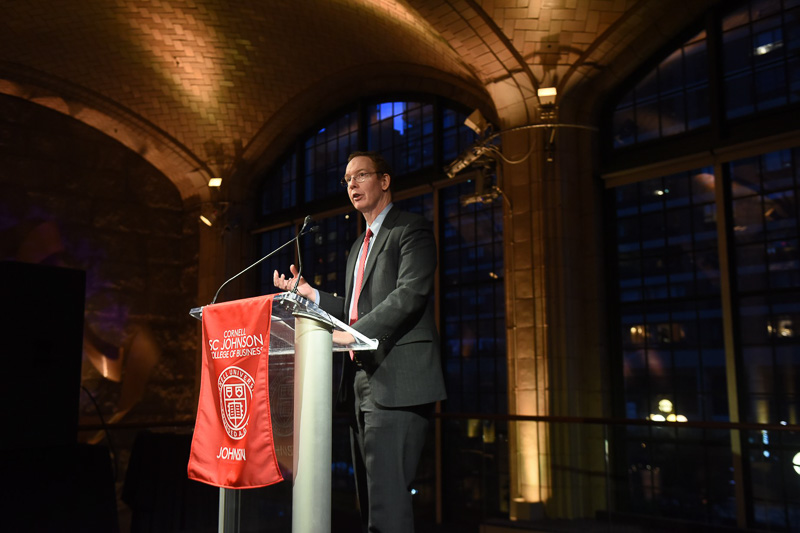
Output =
[{"x1": 218, "y1": 366, "x2": 254, "y2": 440}]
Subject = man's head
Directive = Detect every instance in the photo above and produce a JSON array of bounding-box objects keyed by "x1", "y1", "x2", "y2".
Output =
[{"x1": 344, "y1": 151, "x2": 392, "y2": 224}]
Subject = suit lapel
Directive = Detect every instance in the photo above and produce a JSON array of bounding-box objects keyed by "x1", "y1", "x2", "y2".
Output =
[
  {"x1": 346, "y1": 206, "x2": 399, "y2": 306},
  {"x1": 361, "y1": 206, "x2": 398, "y2": 289},
  {"x1": 344, "y1": 236, "x2": 361, "y2": 307}
]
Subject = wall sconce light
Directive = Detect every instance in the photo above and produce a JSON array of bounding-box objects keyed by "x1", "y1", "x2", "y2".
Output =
[
  {"x1": 208, "y1": 177, "x2": 222, "y2": 187},
  {"x1": 537, "y1": 87, "x2": 557, "y2": 106},
  {"x1": 199, "y1": 202, "x2": 229, "y2": 227}
]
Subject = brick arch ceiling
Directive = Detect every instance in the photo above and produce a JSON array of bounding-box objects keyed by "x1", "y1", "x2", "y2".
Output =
[{"x1": 1, "y1": 0, "x2": 716, "y2": 201}]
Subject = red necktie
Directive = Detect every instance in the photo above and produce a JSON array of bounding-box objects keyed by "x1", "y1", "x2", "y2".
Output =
[
  {"x1": 349, "y1": 228, "x2": 372, "y2": 361},
  {"x1": 349, "y1": 228, "x2": 373, "y2": 326}
]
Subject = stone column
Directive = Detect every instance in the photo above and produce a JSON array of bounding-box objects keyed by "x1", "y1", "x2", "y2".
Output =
[
  {"x1": 502, "y1": 125, "x2": 551, "y2": 521},
  {"x1": 501, "y1": 108, "x2": 608, "y2": 520}
]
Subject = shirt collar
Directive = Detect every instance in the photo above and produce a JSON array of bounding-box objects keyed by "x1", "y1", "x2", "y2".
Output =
[{"x1": 366, "y1": 202, "x2": 393, "y2": 237}]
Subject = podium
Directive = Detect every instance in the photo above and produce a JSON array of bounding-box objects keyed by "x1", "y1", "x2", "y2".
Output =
[{"x1": 190, "y1": 292, "x2": 377, "y2": 533}]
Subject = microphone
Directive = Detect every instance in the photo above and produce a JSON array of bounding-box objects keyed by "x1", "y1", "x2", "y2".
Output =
[
  {"x1": 210, "y1": 215, "x2": 317, "y2": 305},
  {"x1": 292, "y1": 216, "x2": 315, "y2": 294}
]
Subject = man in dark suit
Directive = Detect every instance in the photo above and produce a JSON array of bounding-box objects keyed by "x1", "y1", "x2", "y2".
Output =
[{"x1": 274, "y1": 151, "x2": 446, "y2": 532}]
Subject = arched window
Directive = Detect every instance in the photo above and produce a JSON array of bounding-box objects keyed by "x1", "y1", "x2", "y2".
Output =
[{"x1": 605, "y1": 0, "x2": 800, "y2": 529}]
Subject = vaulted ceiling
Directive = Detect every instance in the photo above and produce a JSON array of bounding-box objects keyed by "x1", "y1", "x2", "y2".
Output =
[{"x1": 1, "y1": 0, "x2": 721, "y2": 202}]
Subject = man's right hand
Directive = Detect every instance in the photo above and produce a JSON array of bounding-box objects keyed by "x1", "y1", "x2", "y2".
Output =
[{"x1": 273, "y1": 264, "x2": 314, "y2": 301}]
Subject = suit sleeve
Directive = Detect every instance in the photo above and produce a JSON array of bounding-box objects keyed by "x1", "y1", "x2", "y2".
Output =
[{"x1": 317, "y1": 290, "x2": 346, "y2": 321}]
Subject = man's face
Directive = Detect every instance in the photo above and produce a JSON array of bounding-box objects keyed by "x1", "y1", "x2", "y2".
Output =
[{"x1": 345, "y1": 156, "x2": 390, "y2": 218}]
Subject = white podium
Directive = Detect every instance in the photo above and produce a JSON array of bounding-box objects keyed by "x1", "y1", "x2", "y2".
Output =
[{"x1": 190, "y1": 292, "x2": 377, "y2": 533}]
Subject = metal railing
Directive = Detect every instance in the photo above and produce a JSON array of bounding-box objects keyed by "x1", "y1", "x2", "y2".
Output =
[{"x1": 77, "y1": 413, "x2": 799, "y2": 532}]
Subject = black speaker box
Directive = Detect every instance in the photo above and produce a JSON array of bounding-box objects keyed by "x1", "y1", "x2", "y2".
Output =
[{"x1": 0, "y1": 260, "x2": 85, "y2": 451}]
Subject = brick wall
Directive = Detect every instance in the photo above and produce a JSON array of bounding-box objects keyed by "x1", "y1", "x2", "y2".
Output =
[{"x1": 0, "y1": 93, "x2": 198, "y2": 426}]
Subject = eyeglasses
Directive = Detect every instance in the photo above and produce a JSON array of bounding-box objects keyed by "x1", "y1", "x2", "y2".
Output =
[{"x1": 340, "y1": 171, "x2": 379, "y2": 187}]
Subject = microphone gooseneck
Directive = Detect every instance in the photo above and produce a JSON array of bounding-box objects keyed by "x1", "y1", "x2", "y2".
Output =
[
  {"x1": 210, "y1": 215, "x2": 316, "y2": 305},
  {"x1": 292, "y1": 216, "x2": 316, "y2": 293}
]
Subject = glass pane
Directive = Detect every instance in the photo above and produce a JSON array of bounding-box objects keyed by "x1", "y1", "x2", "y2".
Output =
[
  {"x1": 720, "y1": 3, "x2": 796, "y2": 120},
  {"x1": 613, "y1": 169, "x2": 725, "y2": 430},
  {"x1": 684, "y1": 40, "x2": 708, "y2": 85},
  {"x1": 261, "y1": 155, "x2": 297, "y2": 215},
  {"x1": 613, "y1": 106, "x2": 636, "y2": 148},
  {"x1": 752, "y1": 0, "x2": 781, "y2": 20},
  {"x1": 612, "y1": 30, "x2": 708, "y2": 149},
  {"x1": 762, "y1": 149, "x2": 795, "y2": 190},
  {"x1": 723, "y1": 26, "x2": 752, "y2": 74},
  {"x1": 685, "y1": 85, "x2": 710, "y2": 128},
  {"x1": 660, "y1": 49, "x2": 684, "y2": 92},
  {"x1": 725, "y1": 72, "x2": 755, "y2": 118},
  {"x1": 730, "y1": 156, "x2": 762, "y2": 197},
  {"x1": 636, "y1": 69, "x2": 658, "y2": 101},
  {"x1": 440, "y1": 182, "x2": 505, "y2": 414},
  {"x1": 300, "y1": 213, "x2": 358, "y2": 295},
  {"x1": 732, "y1": 196, "x2": 766, "y2": 243},
  {"x1": 764, "y1": 191, "x2": 797, "y2": 238},
  {"x1": 258, "y1": 225, "x2": 296, "y2": 295},
  {"x1": 755, "y1": 65, "x2": 787, "y2": 109},
  {"x1": 636, "y1": 101, "x2": 660, "y2": 142},
  {"x1": 660, "y1": 93, "x2": 686, "y2": 135},
  {"x1": 303, "y1": 110, "x2": 359, "y2": 203},
  {"x1": 723, "y1": 4, "x2": 750, "y2": 31},
  {"x1": 737, "y1": 242, "x2": 768, "y2": 291},
  {"x1": 691, "y1": 170, "x2": 716, "y2": 203},
  {"x1": 728, "y1": 147, "x2": 800, "y2": 434}
]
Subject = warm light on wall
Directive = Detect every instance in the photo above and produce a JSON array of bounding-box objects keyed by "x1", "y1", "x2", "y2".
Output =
[{"x1": 517, "y1": 422, "x2": 542, "y2": 502}]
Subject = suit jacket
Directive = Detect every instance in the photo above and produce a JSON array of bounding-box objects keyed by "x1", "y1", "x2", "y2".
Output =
[{"x1": 317, "y1": 206, "x2": 447, "y2": 409}]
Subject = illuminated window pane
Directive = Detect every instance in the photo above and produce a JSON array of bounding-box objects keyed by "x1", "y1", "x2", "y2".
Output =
[
  {"x1": 303, "y1": 110, "x2": 359, "y2": 203},
  {"x1": 723, "y1": 3, "x2": 798, "y2": 120},
  {"x1": 367, "y1": 102, "x2": 435, "y2": 176}
]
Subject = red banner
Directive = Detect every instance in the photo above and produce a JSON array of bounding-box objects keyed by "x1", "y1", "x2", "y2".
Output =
[{"x1": 188, "y1": 294, "x2": 284, "y2": 489}]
